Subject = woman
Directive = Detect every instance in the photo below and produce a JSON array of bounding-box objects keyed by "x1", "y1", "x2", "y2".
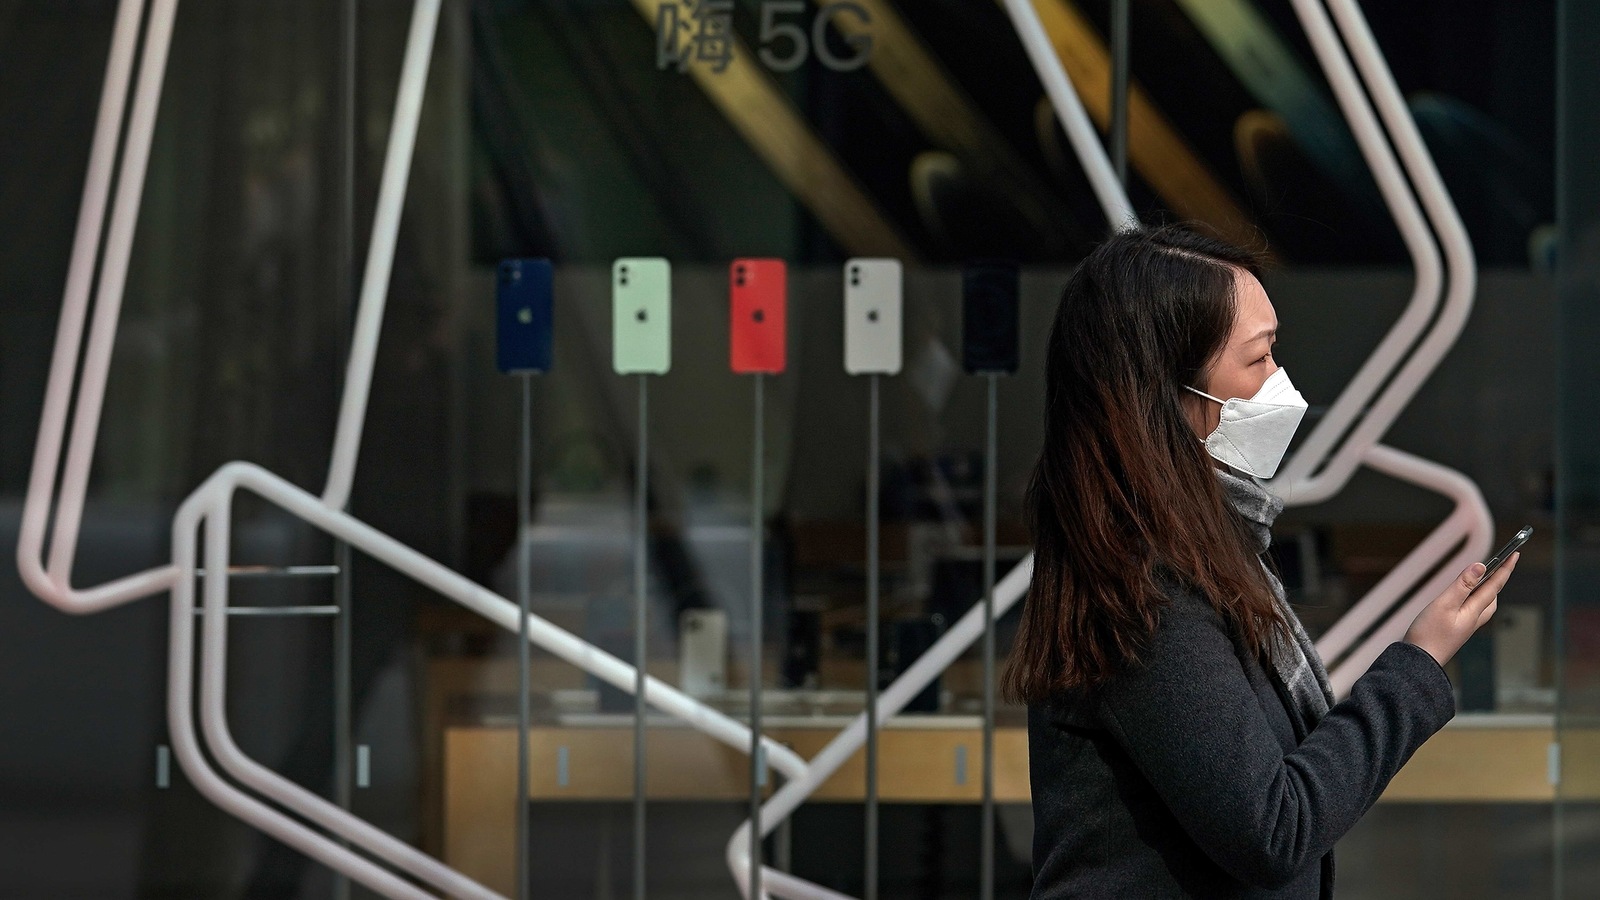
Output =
[{"x1": 1005, "y1": 224, "x2": 1518, "y2": 898}]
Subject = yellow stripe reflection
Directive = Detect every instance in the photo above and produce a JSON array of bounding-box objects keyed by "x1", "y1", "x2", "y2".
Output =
[
  {"x1": 630, "y1": 0, "x2": 917, "y2": 260},
  {"x1": 1028, "y1": 0, "x2": 1262, "y2": 249},
  {"x1": 813, "y1": 0, "x2": 1068, "y2": 237}
]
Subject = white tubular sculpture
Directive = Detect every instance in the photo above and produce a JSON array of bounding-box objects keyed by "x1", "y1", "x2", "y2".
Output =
[
  {"x1": 19, "y1": 0, "x2": 800, "y2": 898},
  {"x1": 1273, "y1": 0, "x2": 1491, "y2": 692},
  {"x1": 20, "y1": 0, "x2": 1491, "y2": 896},
  {"x1": 320, "y1": 0, "x2": 437, "y2": 512},
  {"x1": 1318, "y1": 444, "x2": 1492, "y2": 696},
  {"x1": 1274, "y1": 0, "x2": 1478, "y2": 507},
  {"x1": 17, "y1": 0, "x2": 181, "y2": 615}
]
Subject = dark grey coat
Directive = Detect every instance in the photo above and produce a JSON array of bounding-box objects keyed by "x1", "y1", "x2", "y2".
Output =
[{"x1": 1027, "y1": 574, "x2": 1456, "y2": 898}]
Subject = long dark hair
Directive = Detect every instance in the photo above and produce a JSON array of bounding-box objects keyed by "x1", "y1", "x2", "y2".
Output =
[{"x1": 1003, "y1": 224, "x2": 1290, "y2": 703}]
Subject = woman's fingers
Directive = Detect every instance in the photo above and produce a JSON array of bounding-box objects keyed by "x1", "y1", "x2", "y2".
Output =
[
  {"x1": 1469, "y1": 551, "x2": 1519, "y2": 600},
  {"x1": 1476, "y1": 596, "x2": 1499, "y2": 629},
  {"x1": 1447, "y1": 561, "x2": 1487, "y2": 606},
  {"x1": 1407, "y1": 550, "x2": 1521, "y2": 667}
]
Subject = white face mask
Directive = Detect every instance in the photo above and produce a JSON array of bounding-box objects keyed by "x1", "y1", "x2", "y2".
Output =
[{"x1": 1184, "y1": 367, "x2": 1308, "y2": 479}]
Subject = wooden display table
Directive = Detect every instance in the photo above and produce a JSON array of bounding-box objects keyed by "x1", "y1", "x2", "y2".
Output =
[{"x1": 442, "y1": 713, "x2": 1581, "y2": 894}]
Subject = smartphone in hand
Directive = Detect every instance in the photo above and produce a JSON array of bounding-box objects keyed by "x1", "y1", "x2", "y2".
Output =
[{"x1": 1478, "y1": 525, "x2": 1532, "y2": 585}]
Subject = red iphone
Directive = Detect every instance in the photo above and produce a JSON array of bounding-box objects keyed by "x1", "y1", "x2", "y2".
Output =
[{"x1": 730, "y1": 258, "x2": 787, "y2": 374}]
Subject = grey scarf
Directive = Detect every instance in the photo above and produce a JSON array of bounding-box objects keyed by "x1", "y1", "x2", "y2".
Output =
[{"x1": 1214, "y1": 468, "x2": 1334, "y2": 730}]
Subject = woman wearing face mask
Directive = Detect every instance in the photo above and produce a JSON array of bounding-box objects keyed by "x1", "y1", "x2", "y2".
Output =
[{"x1": 1006, "y1": 224, "x2": 1517, "y2": 899}]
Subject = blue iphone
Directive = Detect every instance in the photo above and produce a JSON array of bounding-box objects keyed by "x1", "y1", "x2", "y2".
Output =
[{"x1": 496, "y1": 258, "x2": 553, "y2": 374}]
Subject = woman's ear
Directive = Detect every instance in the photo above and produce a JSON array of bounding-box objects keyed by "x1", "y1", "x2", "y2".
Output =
[
  {"x1": 1180, "y1": 362, "x2": 1219, "y2": 437},
  {"x1": 1180, "y1": 389, "x2": 1211, "y2": 438}
]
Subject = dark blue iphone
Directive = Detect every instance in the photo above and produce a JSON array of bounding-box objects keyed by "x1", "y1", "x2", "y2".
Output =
[
  {"x1": 496, "y1": 258, "x2": 553, "y2": 374},
  {"x1": 962, "y1": 260, "x2": 1020, "y2": 374}
]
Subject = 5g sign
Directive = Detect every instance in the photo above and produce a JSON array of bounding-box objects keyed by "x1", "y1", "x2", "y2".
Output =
[
  {"x1": 757, "y1": 1, "x2": 872, "y2": 72},
  {"x1": 657, "y1": 1, "x2": 874, "y2": 74}
]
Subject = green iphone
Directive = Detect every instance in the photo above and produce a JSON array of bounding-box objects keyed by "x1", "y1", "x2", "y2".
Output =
[{"x1": 613, "y1": 257, "x2": 671, "y2": 375}]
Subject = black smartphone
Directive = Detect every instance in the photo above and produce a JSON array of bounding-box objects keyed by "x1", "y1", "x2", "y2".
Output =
[
  {"x1": 961, "y1": 260, "x2": 1020, "y2": 375},
  {"x1": 1479, "y1": 525, "x2": 1532, "y2": 584}
]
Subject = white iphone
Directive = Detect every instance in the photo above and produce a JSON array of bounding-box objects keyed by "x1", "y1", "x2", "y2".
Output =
[{"x1": 844, "y1": 258, "x2": 903, "y2": 375}]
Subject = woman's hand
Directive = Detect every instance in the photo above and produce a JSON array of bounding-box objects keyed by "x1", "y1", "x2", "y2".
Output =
[{"x1": 1403, "y1": 551, "x2": 1520, "y2": 667}]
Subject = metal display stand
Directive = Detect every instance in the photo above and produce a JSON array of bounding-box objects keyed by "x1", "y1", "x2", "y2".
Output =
[
  {"x1": 515, "y1": 374, "x2": 534, "y2": 900},
  {"x1": 864, "y1": 372, "x2": 881, "y2": 900},
  {"x1": 633, "y1": 373, "x2": 650, "y2": 900},
  {"x1": 979, "y1": 373, "x2": 999, "y2": 900},
  {"x1": 1109, "y1": 0, "x2": 1130, "y2": 186},
  {"x1": 749, "y1": 371, "x2": 767, "y2": 900},
  {"x1": 332, "y1": 0, "x2": 357, "y2": 894}
]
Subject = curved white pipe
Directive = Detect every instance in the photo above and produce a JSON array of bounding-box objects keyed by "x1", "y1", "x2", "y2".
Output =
[
  {"x1": 321, "y1": 0, "x2": 441, "y2": 510},
  {"x1": 171, "y1": 459, "x2": 809, "y2": 898},
  {"x1": 1286, "y1": 0, "x2": 1479, "y2": 501},
  {"x1": 1268, "y1": 0, "x2": 1442, "y2": 505},
  {"x1": 47, "y1": 0, "x2": 181, "y2": 584},
  {"x1": 223, "y1": 461, "x2": 809, "y2": 779},
  {"x1": 1271, "y1": 0, "x2": 1479, "y2": 505},
  {"x1": 996, "y1": 0, "x2": 1137, "y2": 228},
  {"x1": 18, "y1": 0, "x2": 180, "y2": 614},
  {"x1": 723, "y1": 555, "x2": 1038, "y2": 899},
  {"x1": 166, "y1": 483, "x2": 442, "y2": 900},
  {"x1": 18, "y1": 0, "x2": 809, "y2": 891},
  {"x1": 1323, "y1": 443, "x2": 1493, "y2": 698},
  {"x1": 195, "y1": 475, "x2": 500, "y2": 899},
  {"x1": 16, "y1": 0, "x2": 142, "y2": 601},
  {"x1": 1314, "y1": 500, "x2": 1478, "y2": 666}
]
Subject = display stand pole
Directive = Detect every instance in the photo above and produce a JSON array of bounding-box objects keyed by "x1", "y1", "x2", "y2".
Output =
[
  {"x1": 749, "y1": 371, "x2": 766, "y2": 900},
  {"x1": 865, "y1": 372, "x2": 882, "y2": 900},
  {"x1": 980, "y1": 372, "x2": 999, "y2": 900},
  {"x1": 516, "y1": 373, "x2": 533, "y2": 900},
  {"x1": 632, "y1": 373, "x2": 650, "y2": 900}
]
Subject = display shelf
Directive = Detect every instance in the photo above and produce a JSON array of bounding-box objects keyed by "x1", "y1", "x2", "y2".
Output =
[{"x1": 441, "y1": 714, "x2": 1586, "y2": 894}]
